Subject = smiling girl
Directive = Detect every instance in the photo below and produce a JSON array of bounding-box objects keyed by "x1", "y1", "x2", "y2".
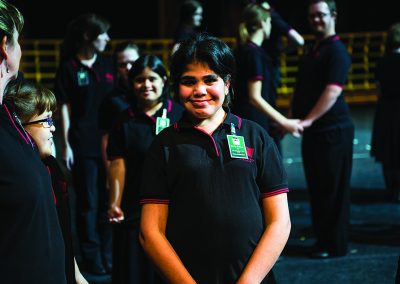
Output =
[
  {"x1": 107, "y1": 55, "x2": 183, "y2": 284},
  {"x1": 139, "y1": 34, "x2": 291, "y2": 284}
]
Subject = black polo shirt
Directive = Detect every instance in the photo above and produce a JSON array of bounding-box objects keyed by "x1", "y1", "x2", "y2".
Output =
[
  {"x1": 107, "y1": 99, "x2": 183, "y2": 222},
  {"x1": 292, "y1": 35, "x2": 353, "y2": 132},
  {"x1": 140, "y1": 111, "x2": 288, "y2": 283},
  {"x1": 234, "y1": 42, "x2": 275, "y2": 131},
  {"x1": 54, "y1": 55, "x2": 116, "y2": 157},
  {"x1": 99, "y1": 78, "x2": 134, "y2": 134},
  {"x1": 0, "y1": 103, "x2": 66, "y2": 283}
]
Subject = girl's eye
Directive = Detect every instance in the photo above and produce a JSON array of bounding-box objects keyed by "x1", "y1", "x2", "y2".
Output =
[
  {"x1": 204, "y1": 77, "x2": 218, "y2": 85},
  {"x1": 135, "y1": 77, "x2": 145, "y2": 84},
  {"x1": 180, "y1": 78, "x2": 196, "y2": 86}
]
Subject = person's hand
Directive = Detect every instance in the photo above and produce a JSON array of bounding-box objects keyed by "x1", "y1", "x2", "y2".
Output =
[
  {"x1": 300, "y1": 118, "x2": 313, "y2": 129},
  {"x1": 283, "y1": 119, "x2": 303, "y2": 138},
  {"x1": 63, "y1": 143, "x2": 74, "y2": 170},
  {"x1": 75, "y1": 271, "x2": 89, "y2": 284},
  {"x1": 108, "y1": 205, "x2": 124, "y2": 223},
  {"x1": 74, "y1": 258, "x2": 89, "y2": 284},
  {"x1": 260, "y1": 1, "x2": 270, "y2": 10}
]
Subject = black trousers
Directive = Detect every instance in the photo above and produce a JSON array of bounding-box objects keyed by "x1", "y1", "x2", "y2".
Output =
[
  {"x1": 302, "y1": 126, "x2": 354, "y2": 255},
  {"x1": 112, "y1": 220, "x2": 154, "y2": 284},
  {"x1": 73, "y1": 157, "x2": 112, "y2": 268}
]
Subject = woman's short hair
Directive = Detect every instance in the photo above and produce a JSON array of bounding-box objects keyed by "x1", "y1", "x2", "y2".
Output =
[
  {"x1": 170, "y1": 33, "x2": 236, "y2": 107},
  {"x1": 5, "y1": 80, "x2": 57, "y2": 123}
]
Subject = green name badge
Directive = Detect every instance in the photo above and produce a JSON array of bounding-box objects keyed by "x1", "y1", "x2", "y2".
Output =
[
  {"x1": 227, "y1": 135, "x2": 248, "y2": 159},
  {"x1": 156, "y1": 117, "x2": 170, "y2": 135},
  {"x1": 77, "y1": 70, "x2": 89, "y2": 86}
]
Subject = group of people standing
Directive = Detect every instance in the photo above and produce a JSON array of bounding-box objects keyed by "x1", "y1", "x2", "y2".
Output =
[{"x1": 1, "y1": 0, "x2": 397, "y2": 283}]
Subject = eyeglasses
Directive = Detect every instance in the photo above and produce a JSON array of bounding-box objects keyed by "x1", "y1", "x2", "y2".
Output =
[
  {"x1": 308, "y1": 12, "x2": 330, "y2": 20},
  {"x1": 23, "y1": 117, "x2": 54, "y2": 128}
]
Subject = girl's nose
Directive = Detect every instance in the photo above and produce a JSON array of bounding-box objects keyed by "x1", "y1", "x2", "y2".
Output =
[{"x1": 193, "y1": 82, "x2": 207, "y2": 95}]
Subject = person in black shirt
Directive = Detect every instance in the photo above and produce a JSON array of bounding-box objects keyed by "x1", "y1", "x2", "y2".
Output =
[
  {"x1": 234, "y1": 2, "x2": 303, "y2": 142},
  {"x1": 172, "y1": 0, "x2": 203, "y2": 54},
  {"x1": 99, "y1": 41, "x2": 140, "y2": 179},
  {"x1": 291, "y1": 0, "x2": 354, "y2": 258},
  {"x1": 371, "y1": 22, "x2": 400, "y2": 202},
  {"x1": 0, "y1": 1, "x2": 66, "y2": 282},
  {"x1": 107, "y1": 55, "x2": 183, "y2": 284},
  {"x1": 139, "y1": 33, "x2": 290, "y2": 283},
  {"x1": 238, "y1": 1, "x2": 305, "y2": 152},
  {"x1": 55, "y1": 13, "x2": 115, "y2": 275},
  {"x1": 5, "y1": 81, "x2": 88, "y2": 284}
]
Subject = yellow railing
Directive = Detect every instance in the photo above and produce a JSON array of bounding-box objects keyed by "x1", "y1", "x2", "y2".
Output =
[{"x1": 20, "y1": 32, "x2": 386, "y2": 107}]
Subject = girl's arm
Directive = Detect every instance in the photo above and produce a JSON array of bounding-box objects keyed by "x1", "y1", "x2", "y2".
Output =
[
  {"x1": 107, "y1": 158, "x2": 126, "y2": 223},
  {"x1": 237, "y1": 193, "x2": 291, "y2": 284},
  {"x1": 248, "y1": 81, "x2": 302, "y2": 137},
  {"x1": 140, "y1": 203, "x2": 196, "y2": 284}
]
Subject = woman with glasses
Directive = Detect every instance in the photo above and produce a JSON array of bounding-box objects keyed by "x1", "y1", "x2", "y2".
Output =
[
  {"x1": 5, "y1": 81, "x2": 89, "y2": 284},
  {"x1": 0, "y1": 1, "x2": 67, "y2": 282}
]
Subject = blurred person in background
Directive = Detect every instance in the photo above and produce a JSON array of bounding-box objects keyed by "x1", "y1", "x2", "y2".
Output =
[{"x1": 55, "y1": 13, "x2": 116, "y2": 275}]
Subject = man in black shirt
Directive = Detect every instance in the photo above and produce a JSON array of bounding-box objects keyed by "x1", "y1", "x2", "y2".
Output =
[{"x1": 291, "y1": 0, "x2": 354, "y2": 259}]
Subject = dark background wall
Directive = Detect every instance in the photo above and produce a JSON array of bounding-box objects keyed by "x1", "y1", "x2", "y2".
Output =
[{"x1": 11, "y1": 0, "x2": 400, "y2": 39}]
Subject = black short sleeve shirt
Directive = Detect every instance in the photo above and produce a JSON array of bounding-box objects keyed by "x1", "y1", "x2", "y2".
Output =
[
  {"x1": 292, "y1": 35, "x2": 353, "y2": 131},
  {"x1": 0, "y1": 103, "x2": 66, "y2": 283},
  {"x1": 54, "y1": 55, "x2": 116, "y2": 157},
  {"x1": 140, "y1": 111, "x2": 288, "y2": 283},
  {"x1": 107, "y1": 99, "x2": 183, "y2": 222},
  {"x1": 234, "y1": 42, "x2": 274, "y2": 130}
]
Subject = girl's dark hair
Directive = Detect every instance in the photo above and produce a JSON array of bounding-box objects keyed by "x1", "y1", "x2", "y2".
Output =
[
  {"x1": 170, "y1": 33, "x2": 236, "y2": 107},
  {"x1": 128, "y1": 55, "x2": 169, "y2": 102},
  {"x1": 61, "y1": 13, "x2": 110, "y2": 59}
]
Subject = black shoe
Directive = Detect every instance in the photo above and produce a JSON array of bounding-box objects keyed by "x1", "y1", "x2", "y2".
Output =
[{"x1": 310, "y1": 250, "x2": 331, "y2": 259}]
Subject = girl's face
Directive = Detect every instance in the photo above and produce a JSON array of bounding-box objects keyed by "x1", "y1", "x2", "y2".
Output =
[
  {"x1": 179, "y1": 62, "x2": 229, "y2": 120},
  {"x1": 24, "y1": 110, "x2": 55, "y2": 159},
  {"x1": 93, "y1": 32, "x2": 110, "y2": 53},
  {"x1": 133, "y1": 67, "x2": 165, "y2": 105}
]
